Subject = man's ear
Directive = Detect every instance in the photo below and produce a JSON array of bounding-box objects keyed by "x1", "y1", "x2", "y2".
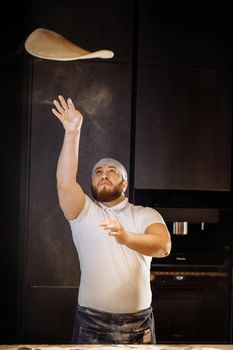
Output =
[{"x1": 123, "y1": 180, "x2": 128, "y2": 193}]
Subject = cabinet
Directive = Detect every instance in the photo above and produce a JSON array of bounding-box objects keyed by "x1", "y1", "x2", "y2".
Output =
[
  {"x1": 138, "y1": 1, "x2": 233, "y2": 66},
  {"x1": 134, "y1": 1, "x2": 233, "y2": 193},
  {"x1": 134, "y1": 65, "x2": 232, "y2": 191}
]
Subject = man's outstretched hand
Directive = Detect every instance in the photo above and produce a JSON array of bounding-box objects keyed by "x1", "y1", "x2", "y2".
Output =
[
  {"x1": 100, "y1": 220, "x2": 130, "y2": 245},
  {"x1": 52, "y1": 95, "x2": 83, "y2": 134}
]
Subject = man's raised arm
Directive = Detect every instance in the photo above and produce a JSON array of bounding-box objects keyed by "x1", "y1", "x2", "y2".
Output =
[{"x1": 52, "y1": 95, "x2": 85, "y2": 220}]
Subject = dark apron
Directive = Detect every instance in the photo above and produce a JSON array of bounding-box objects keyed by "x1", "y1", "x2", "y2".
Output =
[{"x1": 72, "y1": 304, "x2": 156, "y2": 344}]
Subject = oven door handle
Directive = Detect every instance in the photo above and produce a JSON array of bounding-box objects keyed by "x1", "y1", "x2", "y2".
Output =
[{"x1": 150, "y1": 271, "x2": 227, "y2": 281}]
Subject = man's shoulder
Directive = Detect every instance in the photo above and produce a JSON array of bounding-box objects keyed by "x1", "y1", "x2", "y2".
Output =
[
  {"x1": 127, "y1": 201, "x2": 163, "y2": 217},
  {"x1": 127, "y1": 200, "x2": 149, "y2": 212},
  {"x1": 68, "y1": 194, "x2": 102, "y2": 223},
  {"x1": 126, "y1": 202, "x2": 165, "y2": 229}
]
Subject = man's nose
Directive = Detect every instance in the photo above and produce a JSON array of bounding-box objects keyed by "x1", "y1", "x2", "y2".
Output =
[{"x1": 101, "y1": 174, "x2": 108, "y2": 179}]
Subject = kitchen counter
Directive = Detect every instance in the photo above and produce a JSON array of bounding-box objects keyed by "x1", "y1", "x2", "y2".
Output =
[{"x1": 0, "y1": 345, "x2": 232, "y2": 350}]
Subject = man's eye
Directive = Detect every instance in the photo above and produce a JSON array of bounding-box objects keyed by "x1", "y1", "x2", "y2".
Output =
[{"x1": 110, "y1": 169, "x2": 116, "y2": 172}]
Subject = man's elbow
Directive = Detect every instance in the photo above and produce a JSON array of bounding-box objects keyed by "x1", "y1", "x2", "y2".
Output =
[
  {"x1": 153, "y1": 240, "x2": 172, "y2": 258},
  {"x1": 57, "y1": 180, "x2": 70, "y2": 192},
  {"x1": 161, "y1": 243, "x2": 172, "y2": 257}
]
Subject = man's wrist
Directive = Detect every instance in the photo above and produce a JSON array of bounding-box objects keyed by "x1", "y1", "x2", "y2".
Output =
[
  {"x1": 124, "y1": 231, "x2": 134, "y2": 247},
  {"x1": 64, "y1": 130, "x2": 80, "y2": 141}
]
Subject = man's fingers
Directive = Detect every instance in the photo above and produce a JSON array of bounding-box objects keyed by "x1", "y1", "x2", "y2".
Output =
[
  {"x1": 53, "y1": 99, "x2": 64, "y2": 114},
  {"x1": 52, "y1": 108, "x2": 64, "y2": 122},
  {"x1": 58, "y1": 95, "x2": 68, "y2": 110},
  {"x1": 108, "y1": 231, "x2": 120, "y2": 236},
  {"x1": 100, "y1": 221, "x2": 122, "y2": 238},
  {"x1": 100, "y1": 223, "x2": 119, "y2": 230},
  {"x1": 68, "y1": 98, "x2": 77, "y2": 113},
  {"x1": 99, "y1": 223, "x2": 109, "y2": 227},
  {"x1": 100, "y1": 220, "x2": 119, "y2": 226}
]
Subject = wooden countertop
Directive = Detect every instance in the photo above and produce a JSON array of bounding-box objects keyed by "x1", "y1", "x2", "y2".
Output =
[{"x1": 0, "y1": 345, "x2": 232, "y2": 350}]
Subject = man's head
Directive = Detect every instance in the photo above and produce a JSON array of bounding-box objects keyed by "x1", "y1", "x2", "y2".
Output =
[{"x1": 91, "y1": 158, "x2": 128, "y2": 202}]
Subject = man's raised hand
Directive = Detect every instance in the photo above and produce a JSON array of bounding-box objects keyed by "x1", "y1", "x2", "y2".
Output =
[{"x1": 52, "y1": 95, "x2": 83, "y2": 134}]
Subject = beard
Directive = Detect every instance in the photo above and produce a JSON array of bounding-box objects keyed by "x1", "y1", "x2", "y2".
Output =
[{"x1": 91, "y1": 180, "x2": 124, "y2": 202}]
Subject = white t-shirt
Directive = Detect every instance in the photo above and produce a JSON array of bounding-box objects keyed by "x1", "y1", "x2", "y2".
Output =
[{"x1": 69, "y1": 195, "x2": 165, "y2": 314}]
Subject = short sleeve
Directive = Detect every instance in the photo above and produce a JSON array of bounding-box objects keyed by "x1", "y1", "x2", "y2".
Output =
[
  {"x1": 141, "y1": 206, "x2": 166, "y2": 233},
  {"x1": 67, "y1": 194, "x2": 93, "y2": 224}
]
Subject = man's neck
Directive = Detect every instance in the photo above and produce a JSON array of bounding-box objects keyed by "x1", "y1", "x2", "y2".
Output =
[{"x1": 103, "y1": 194, "x2": 126, "y2": 207}]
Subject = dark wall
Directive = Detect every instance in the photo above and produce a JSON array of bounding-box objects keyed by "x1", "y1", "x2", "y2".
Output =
[{"x1": 0, "y1": 0, "x2": 31, "y2": 343}]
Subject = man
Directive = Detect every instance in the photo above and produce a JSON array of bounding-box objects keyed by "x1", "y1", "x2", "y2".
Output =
[{"x1": 52, "y1": 95, "x2": 171, "y2": 344}]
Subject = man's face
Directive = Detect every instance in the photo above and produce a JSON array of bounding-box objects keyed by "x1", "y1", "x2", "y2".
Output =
[{"x1": 91, "y1": 164, "x2": 127, "y2": 202}]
